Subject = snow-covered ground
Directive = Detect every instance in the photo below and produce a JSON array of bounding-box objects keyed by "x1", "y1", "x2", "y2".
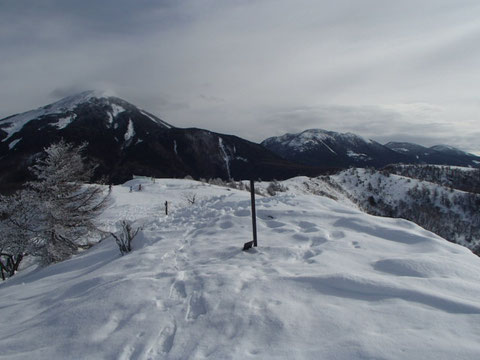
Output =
[{"x1": 1, "y1": 178, "x2": 480, "y2": 359}]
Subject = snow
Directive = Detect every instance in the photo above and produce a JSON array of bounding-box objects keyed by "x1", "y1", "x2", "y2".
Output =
[
  {"x1": 140, "y1": 111, "x2": 172, "y2": 129},
  {"x1": 52, "y1": 114, "x2": 77, "y2": 129},
  {"x1": 431, "y1": 145, "x2": 471, "y2": 156},
  {"x1": 218, "y1": 137, "x2": 231, "y2": 179},
  {"x1": 346, "y1": 150, "x2": 371, "y2": 160},
  {"x1": 1, "y1": 178, "x2": 480, "y2": 359},
  {"x1": 124, "y1": 119, "x2": 135, "y2": 142},
  {"x1": 287, "y1": 130, "x2": 335, "y2": 153},
  {"x1": 111, "y1": 104, "x2": 125, "y2": 118},
  {"x1": 8, "y1": 138, "x2": 21, "y2": 150}
]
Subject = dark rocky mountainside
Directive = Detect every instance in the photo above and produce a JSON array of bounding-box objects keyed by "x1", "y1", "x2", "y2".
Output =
[{"x1": 0, "y1": 91, "x2": 322, "y2": 190}]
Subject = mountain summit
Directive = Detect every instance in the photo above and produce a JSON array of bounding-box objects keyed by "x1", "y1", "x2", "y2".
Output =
[{"x1": 0, "y1": 90, "x2": 173, "y2": 143}]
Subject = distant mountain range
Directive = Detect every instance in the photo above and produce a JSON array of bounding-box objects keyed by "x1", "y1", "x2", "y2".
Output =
[
  {"x1": 262, "y1": 129, "x2": 480, "y2": 168},
  {"x1": 0, "y1": 91, "x2": 321, "y2": 189},
  {"x1": 1, "y1": 92, "x2": 478, "y2": 190}
]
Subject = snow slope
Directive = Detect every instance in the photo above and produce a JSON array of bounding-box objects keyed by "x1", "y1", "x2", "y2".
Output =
[
  {"x1": 328, "y1": 168, "x2": 480, "y2": 249},
  {"x1": 1, "y1": 178, "x2": 480, "y2": 359}
]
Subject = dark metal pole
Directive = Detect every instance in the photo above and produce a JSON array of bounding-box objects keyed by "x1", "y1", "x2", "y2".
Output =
[
  {"x1": 250, "y1": 179, "x2": 258, "y2": 247},
  {"x1": 165, "y1": 201, "x2": 168, "y2": 216}
]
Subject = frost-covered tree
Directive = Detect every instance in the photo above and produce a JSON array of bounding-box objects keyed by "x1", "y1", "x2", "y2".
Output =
[
  {"x1": 0, "y1": 189, "x2": 41, "y2": 278},
  {"x1": 0, "y1": 140, "x2": 111, "y2": 273},
  {"x1": 26, "y1": 140, "x2": 111, "y2": 264}
]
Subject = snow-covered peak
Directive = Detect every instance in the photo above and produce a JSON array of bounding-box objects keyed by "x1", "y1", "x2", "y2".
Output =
[
  {"x1": 0, "y1": 90, "x2": 174, "y2": 142},
  {"x1": 0, "y1": 90, "x2": 115, "y2": 141},
  {"x1": 45, "y1": 90, "x2": 114, "y2": 111},
  {"x1": 431, "y1": 145, "x2": 470, "y2": 156},
  {"x1": 385, "y1": 142, "x2": 429, "y2": 154},
  {"x1": 263, "y1": 129, "x2": 373, "y2": 152}
]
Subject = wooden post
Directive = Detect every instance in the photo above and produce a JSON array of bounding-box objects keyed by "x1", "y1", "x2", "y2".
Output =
[
  {"x1": 243, "y1": 179, "x2": 258, "y2": 250},
  {"x1": 165, "y1": 201, "x2": 168, "y2": 216},
  {"x1": 250, "y1": 179, "x2": 258, "y2": 247}
]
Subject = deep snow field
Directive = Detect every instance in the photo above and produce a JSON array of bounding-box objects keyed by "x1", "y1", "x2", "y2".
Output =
[{"x1": 1, "y1": 178, "x2": 480, "y2": 359}]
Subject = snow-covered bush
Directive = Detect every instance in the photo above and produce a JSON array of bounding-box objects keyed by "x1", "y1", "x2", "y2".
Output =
[{"x1": 266, "y1": 180, "x2": 288, "y2": 196}]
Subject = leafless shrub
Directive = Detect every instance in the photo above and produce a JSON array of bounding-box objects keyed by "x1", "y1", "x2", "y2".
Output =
[{"x1": 111, "y1": 220, "x2": 140, "y2": 255}]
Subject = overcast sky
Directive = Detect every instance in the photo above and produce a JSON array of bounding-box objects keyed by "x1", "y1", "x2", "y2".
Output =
[{"x1": 2, "y1": 0, "x2": 480, "y2": 153}]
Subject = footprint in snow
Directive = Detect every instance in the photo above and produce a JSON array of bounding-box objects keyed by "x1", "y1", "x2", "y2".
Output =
[
  {"x1": 186, "y1": 291, "x2": 207, "y2": 320},
  {"x1": 303, "y1": 249, "x2": 322, "y2": 263},
  {"x1": 311, "y1": 236, "x2": 327, "y2": 246},
  {"x1": 292, "y1": 233, "x2": 309, "y2": 242},
  {"x1": 219, "y1": 221, "x2": 234, "y2": 229},
  {"x1": 265, "y1": 220, "x2": 286, "y2": 229},
  {"x1": 234, "y1": 209, "x2": 250, "y2": 217},
  {"x1": 329, "y1": 230, "x2": 346, "y2": 239}
]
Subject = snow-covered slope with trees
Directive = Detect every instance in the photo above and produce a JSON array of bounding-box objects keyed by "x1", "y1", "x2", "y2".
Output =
[
  {"x1": 324, "y1": 168, "x2": 480, "y2": 252},
  {"x1": 1, "y1": 178, "x2": 480, "y2": 359}
]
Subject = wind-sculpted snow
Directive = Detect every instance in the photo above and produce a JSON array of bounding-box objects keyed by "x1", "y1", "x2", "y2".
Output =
[{"x1": 1, "y1": 178, "x2": 480, "y2": 359}]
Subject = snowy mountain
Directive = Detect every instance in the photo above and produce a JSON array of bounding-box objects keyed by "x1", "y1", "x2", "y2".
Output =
[
  {"x1": 0, "y1": 91, "x2": 320, "y2": 189},
  {"x1": 261, "y1": 129, "x2": 408, "y2": 168},
  {"x1": 262, "y1": 130, "x2": 480, "y2": 169},
  {"x1": 1, "y1": 177, "x2": 480, "y2": 359},
  {"x1": 385, "y1": 142, "x2": 480, "y2": 167}
]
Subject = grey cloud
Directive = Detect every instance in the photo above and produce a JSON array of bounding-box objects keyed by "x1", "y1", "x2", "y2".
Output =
[{"x1": 1, "y1": 0, "x2": 480, "y2": 154}]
